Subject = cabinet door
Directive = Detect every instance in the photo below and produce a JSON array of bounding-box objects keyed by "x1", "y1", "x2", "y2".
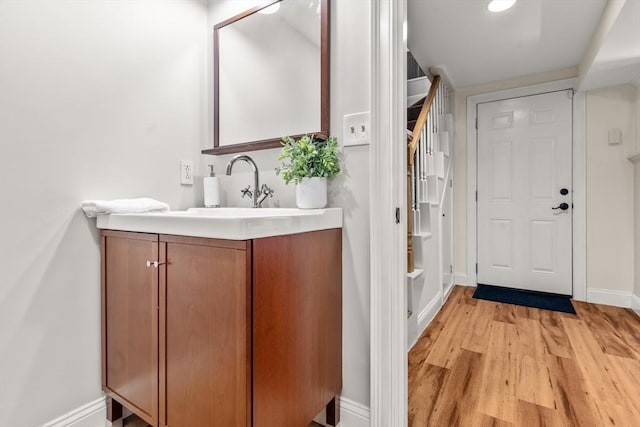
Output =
[
  {"x1": 160, "y1": 236, "x2": 250, "y2": 427},
  {"x1": 102, "y1": 231, "x2": 159, "y2": 426},
  {"x1": 253, "y1": 229, "x2": 342, "y2": 427}
]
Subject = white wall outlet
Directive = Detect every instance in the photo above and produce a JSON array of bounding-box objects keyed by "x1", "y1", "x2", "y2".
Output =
[
  {"x1": 180, "y1": 159, "x2": 194, "y2": 185},
  {"x1": 343, "y1": 112, "x2": 371, "y2": 146}
]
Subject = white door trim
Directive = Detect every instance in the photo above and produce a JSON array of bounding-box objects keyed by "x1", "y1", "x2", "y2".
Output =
[
  {"x1": 466, "y1": 78, "x2": 587, "y2": 301},
  {"x1": 369, "y1": 0, "x2": 408, "y2": 426}
]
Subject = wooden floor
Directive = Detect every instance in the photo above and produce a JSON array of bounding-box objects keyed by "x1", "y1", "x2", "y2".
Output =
[{"x1": 408, "y1": 286, "x2": 640, "y2": 427}]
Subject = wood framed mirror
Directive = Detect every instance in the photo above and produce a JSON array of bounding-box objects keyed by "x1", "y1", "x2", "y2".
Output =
[{"x1": 203, "y1": 0, "x2": 330, "y2": 155}]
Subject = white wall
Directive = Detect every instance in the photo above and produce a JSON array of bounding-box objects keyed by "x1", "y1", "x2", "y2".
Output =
[
  {"x1": 0, "y1": 1, "x2": 208, "y2": 426},
  {"x1": 205, "y1": 0, "x2": 372, "y2": 409},
  {"x1": 586, "y1": 85, "x2": 636, "y2": 295},
  {"x1": 635, "y1": 160, "x2": 640, "y2": 300},
  {"x1": 452, "y1": 67, "x2": 579, "y2": 279},
  {"x1": 635, "y1": 87, "x2": 640, "y2": 301},
  {"x1": 577, "y1": 0, "x2": 626, "y2": 90}
]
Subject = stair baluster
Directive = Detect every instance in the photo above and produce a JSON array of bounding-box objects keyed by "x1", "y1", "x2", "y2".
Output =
[{"x1": 407, "y1": 75, "x2": 441, "y2": 272}]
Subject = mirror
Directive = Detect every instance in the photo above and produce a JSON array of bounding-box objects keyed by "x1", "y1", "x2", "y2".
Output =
[{"x1": 204, "y1": 0, "x2": 329, "y2": 155}]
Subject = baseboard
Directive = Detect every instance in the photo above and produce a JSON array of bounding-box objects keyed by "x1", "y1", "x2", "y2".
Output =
[
  {"x1": 417, "y1": 290, "x2": 443, "y2": 335},
  {"x1": 632, "y1": 294, "x2": 640, "y2": 316},
  {"x1": 42, "y1": 396, "x2": 106, "y2": 427},
  {"x1": 454, "y1": 273, "x2": 471, "y2": 286},
  {"x1": 443, "y1": 280, "x2": 455, "y2": 301},
  {"x1": 46, "y1": 395, "x2": 369, "y2": 427},
  {"x1": 338, "y1": 397, "x2": 370, "y2": 427},
  {"x1": 586, "y1": 288, "x2": 632, "y2": 308}
]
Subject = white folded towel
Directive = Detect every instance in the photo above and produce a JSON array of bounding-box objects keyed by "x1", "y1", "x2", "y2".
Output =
[{"x1": 81, "y1": 198, "x2": 170, "y2": 217}]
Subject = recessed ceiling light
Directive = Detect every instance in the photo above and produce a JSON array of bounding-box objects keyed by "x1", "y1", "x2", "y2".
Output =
[
  {"x1": 488, "y1": 0, "x2": 516, "y2": 13},
  {"x1": 258, "y1": 2, "x2": 280, "y2": 15}
]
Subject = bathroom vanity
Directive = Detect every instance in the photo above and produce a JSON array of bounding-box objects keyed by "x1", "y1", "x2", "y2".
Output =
[{"x1": 98, "y1": 208, "x2": 342, "y2": 427}]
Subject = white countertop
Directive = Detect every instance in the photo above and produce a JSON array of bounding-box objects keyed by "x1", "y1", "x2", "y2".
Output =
[{"x1": 96, "y1": 207, "x2": 343, "y2": 240}]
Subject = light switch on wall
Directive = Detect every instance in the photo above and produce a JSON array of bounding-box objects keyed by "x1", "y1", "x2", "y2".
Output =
[{"x1": 343, "y1": 112, "x2": 370, "y2": 146}]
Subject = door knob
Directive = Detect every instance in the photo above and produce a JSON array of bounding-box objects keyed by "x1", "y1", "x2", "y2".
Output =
[
  {"x1": 146, "y1": 260, "x2": 165, "y2": 268},
  {"x1": 552, "y1": 203, "x2": 569, "y2": 211}
]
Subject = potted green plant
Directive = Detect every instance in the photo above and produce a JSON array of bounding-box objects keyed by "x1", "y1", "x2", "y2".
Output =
[{"x1": 275, "y1": 135, "x2": 340, "y2": 208}]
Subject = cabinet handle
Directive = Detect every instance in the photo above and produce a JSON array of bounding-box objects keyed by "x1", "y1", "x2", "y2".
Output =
[{"x1": 146, "y1": 260, "x2": 165, "y2": 268}]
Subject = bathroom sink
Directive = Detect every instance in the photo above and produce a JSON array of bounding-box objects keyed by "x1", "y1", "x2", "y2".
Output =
[
  {"x1": 96, "y1": 207, "x2": 342, "y2": 240},
  {"x1": 185, "y1": 207, "x2": 319, "y2": 217}
]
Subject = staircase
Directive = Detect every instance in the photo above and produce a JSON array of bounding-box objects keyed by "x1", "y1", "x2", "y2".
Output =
[
  {"x1": 407, "y1": 96, "x2": 424, "y2": 132},
  {"x1": 405, "y1": 67, "x2": 455, "y2": 350}
]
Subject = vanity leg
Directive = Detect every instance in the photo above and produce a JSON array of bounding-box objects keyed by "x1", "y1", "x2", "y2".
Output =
[
  {"x1": 106, "y1": 397, "x2": 123, "y2": 423},
  {"x1": 326, "y1": 396, "x2": 340, "y2": 426}
]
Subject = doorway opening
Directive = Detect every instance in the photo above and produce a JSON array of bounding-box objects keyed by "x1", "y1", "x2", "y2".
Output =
[
  {"x1": 476, "y1": 90, "x2": 573, "y2": 295},
  {"x1": 466, "y1": 79, "x2": 587, "y2": 301}
]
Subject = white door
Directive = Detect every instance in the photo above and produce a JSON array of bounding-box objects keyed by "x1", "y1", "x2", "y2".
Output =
[{"x1": 477, "y1": 90, "x2": 572, "y2": 295}]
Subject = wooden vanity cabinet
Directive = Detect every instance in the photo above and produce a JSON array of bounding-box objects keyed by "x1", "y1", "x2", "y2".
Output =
[
  {"x1": 101, "y1": 228, "x2": 342, "y2": 427},
  {"x1": 101, "y1": 231, "x2": 250, "y2": 427}
]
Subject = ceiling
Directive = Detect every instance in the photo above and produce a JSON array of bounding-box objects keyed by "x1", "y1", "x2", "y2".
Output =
[
  {"x1": 580, "y1": 0, "x2": 640, "y2": 90},
  {"x1": 407, "y1": 0, "x2": 607, "y2": 88}
]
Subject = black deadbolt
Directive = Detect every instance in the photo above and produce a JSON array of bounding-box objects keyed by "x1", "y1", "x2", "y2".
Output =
[{"x1": 560, "y1": 188, "x2": 569, "y2": 195}]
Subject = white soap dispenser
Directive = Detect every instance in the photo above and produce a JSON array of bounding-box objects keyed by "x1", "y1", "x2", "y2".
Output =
[{"x1": 203, "y1": 164, "x2": 220, "y2": 208}]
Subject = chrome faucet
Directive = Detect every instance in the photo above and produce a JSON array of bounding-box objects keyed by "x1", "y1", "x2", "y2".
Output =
[{"x1": 225, "y1": 154, "x2": 274, "y2": 208}]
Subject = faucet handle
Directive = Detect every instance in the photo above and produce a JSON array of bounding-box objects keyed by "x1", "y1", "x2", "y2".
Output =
[
  {"x1": 257, "y1": 184, "x2": 274, "y2": 207},
  {"x1": 260, "y1": 184, "x2": 274, "y2": 197},
  {"x1": 240, "y1": 185, "x2": 253, "y2": 199}
]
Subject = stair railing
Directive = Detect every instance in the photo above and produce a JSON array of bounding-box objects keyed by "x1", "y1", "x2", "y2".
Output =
[{"x1": 407, "y1": 75, "x2": 440, "y2": 272}]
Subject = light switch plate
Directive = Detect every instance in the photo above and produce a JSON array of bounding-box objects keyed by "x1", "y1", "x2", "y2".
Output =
[{"x1": 343, "y1": 112, "x2": 370, "y2": 146}]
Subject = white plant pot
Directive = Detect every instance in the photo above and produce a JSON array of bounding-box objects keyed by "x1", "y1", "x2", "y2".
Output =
[{"x1": 296, "y1": 177, "x2": 327, "y2": 209}]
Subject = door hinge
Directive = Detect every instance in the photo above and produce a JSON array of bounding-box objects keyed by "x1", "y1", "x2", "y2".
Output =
[
  {"x1": 475, "y1": 117, "x2": 478, "y2": 129},
  {"x1": 449, "y1": 178, "x2": 453, "y2": 188},
  {"x1": 475, "y1": 263, "x2": 478, "y2": 274},
  {"x1": 475, "y1": 190, "x2": 478, "y2": 201},
  {"x1": 449, "y1": 265, "x2": 453, "y2": 274},
  {"x1": 395, "y1": 207, "x2": 400, "y2": 224}
]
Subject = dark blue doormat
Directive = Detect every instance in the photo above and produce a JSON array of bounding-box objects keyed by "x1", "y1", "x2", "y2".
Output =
[{"x1": 473, "y1": 284, "x2": 576, "y2": 314}]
